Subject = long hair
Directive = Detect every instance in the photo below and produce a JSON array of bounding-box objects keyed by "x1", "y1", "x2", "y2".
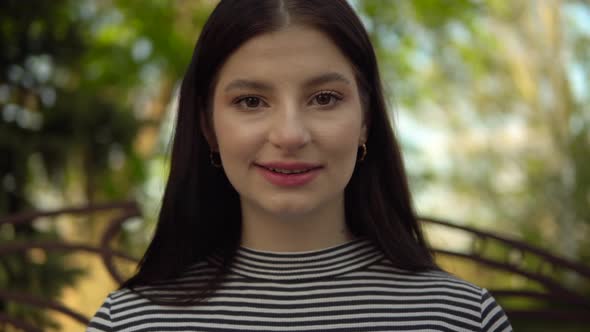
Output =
[{"x1": 122, "y1": 0, "x2": 438, "y2": 301}]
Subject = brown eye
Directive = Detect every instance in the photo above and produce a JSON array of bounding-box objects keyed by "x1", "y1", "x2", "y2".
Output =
[
  {"x1": 315, "y1": 93, "x2": 333, "y2": 105},
  {"x1": 243, "y1": 97, "x2": 261, "y2": 108},
  {"x1": 234, "y1": 96, "x2": 266, "y2": 110},
  {"x1": 310, "y1": 91, "x2": 342, "y2": 108}
]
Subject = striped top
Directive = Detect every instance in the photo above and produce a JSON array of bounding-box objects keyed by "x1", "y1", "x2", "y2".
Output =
[{"x1": 87, "y1": 239, "x2": 512, "y2": 332}]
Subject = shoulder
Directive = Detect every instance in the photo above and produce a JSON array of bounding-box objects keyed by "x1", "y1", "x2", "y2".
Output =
[
  {"x1": 109, "y1": 260, "x2": 214, "y2": 305},
  {"x1": 359, "y1": 258, "x2": 513, "y2": 331},
  {"x1": 87, "y1": 293, "x2": 114, "y2": 332},
  {"x1": 365, "y1": 258, "x2": 484, "y2": 295}
]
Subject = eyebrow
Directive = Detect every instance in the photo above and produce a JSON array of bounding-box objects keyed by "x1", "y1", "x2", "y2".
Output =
[
  {"x1": 304, "y1": 72, "x2": 351, "y2": 87},
  {"x1": 224, "y1": 79, "x2": 273, "y2": 92},
  {"x1": 223, "y1": 72, "x2": 351, "y2": 93}
]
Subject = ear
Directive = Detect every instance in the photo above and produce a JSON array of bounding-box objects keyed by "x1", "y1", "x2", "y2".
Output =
[
  {"x1": 360, "y1": 123, "x2": 368, "y2": 145},
  {"x1": 200, "y1": 111, "x2": 218, "y2": 151},
  {"x1": 359, "y1": 113, "x2": 369, "y2": 145}
]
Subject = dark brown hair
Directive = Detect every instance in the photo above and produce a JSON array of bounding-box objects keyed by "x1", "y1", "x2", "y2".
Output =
[{"x1": 122, "y1": 0, "x2": 438, "y2": 302}]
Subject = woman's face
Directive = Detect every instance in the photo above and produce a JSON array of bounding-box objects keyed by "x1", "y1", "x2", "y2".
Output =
[{"x1": 210, "y1": 24, "x2": 367, "y2": 221}]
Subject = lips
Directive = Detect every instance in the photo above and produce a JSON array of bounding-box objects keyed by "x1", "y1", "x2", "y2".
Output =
[
  {"x1": 256, "y1": 162, "x2": 323, "y2": 174},
  {"x1": 255, "y1": 161, "x2": 323, "y2": 187},
  {"x1": 265, "y1": 167, "x2": 312, "y2": 174}
]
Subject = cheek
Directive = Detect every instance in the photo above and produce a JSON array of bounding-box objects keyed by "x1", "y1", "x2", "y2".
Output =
[
  {"x1": 213, "y1": 111, "x2": 262, "y2": 164},
  {"x1": 315, "y1": 115, "x2": 363, "y2": 154},
  {"x1": 214, "y1": 120, "x2": 239, "y2": 157}
]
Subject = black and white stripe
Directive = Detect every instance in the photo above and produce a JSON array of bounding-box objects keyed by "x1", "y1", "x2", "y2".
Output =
[{"x1": 88, "y1": 239, "x2": 512, "y2": 332}]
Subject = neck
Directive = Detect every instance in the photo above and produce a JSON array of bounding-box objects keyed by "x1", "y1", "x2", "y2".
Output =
[{"x1": 240, "y1": 201, "x2": 354, "y2": 252}]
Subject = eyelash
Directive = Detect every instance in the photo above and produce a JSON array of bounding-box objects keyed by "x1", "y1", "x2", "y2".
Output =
[
  {"x1": 232, "y1": 95, "x2": 267, "y2": 109},
  {"x1": 232, "y1": 90, "x2": 344, "y2": 110},
  {"x1": 310, "y1": 90, "x2": 343, "y2": 107}
]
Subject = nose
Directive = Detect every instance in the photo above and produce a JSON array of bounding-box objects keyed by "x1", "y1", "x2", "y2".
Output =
[{"x1": 268, "y1": 106, "x2": 311, "y2": 152}]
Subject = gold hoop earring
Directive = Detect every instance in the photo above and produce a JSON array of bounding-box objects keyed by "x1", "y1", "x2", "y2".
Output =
[
  {"x1": 209, "y1": 151, "x2": 222, "y2": 168},
  {"x1": 358, "y1": 143, "x2": 367, "y2": 162}
]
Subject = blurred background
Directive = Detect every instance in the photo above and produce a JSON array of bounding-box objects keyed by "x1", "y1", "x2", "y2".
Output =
[{"x1": 0, "y1": 0, "x2": 589, "y2": 331}]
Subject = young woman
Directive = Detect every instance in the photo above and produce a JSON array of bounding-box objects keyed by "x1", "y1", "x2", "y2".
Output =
[{"x1": 88, "y1": 1, "x2": 512, "y2": 331}]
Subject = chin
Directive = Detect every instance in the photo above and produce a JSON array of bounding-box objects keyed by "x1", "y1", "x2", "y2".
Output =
[
  {"x1": 272, "y1": 206, "x2": 314, "y2": 218},
  {"x1": 265, "y1": 203, "x2": 316, "y2": 220}
]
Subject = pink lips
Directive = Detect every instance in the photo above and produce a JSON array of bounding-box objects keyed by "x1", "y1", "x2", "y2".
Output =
[{"x1": 255, "y1": 162, "x2": 322, "y2": 187}]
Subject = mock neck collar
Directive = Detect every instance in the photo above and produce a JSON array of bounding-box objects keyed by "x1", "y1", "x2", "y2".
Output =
[{"x1": 209, "y1": 238, "x2": 384, "y2": 281}]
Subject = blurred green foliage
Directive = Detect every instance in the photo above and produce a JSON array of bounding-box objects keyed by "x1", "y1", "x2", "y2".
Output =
[
  {"x1": 357, "y1": 0, "x2": 590, "y2": 259},
  {"x1": 355, "y1": 1, "x2": 590, "y2": 329},
  {"x1": 0, "y1": 0, "x2": 212, "y2": 329},
  {"x1": 0, "y1": 0, "x2": 588, "y2": 330}
]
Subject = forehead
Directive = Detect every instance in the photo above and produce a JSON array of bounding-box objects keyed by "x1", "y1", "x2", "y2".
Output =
[{"x1": 215, "y1": 25, "x2": 357, "y2": 88}]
